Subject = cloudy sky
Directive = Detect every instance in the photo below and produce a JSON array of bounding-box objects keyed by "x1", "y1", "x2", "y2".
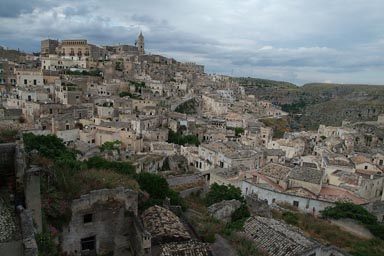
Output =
[{"x1": 1, "y1": 0, "x2": 383, "y2": 85}]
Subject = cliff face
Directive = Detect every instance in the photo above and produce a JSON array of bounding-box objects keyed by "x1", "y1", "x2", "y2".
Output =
[{"x1": 239, "y1": 78, "x2": 384, "y2": 129}]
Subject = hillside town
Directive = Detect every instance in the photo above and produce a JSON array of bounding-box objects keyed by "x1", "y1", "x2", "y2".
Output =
[{"x1": 1, "y1": 33, "x2": 384, "y2": 256}]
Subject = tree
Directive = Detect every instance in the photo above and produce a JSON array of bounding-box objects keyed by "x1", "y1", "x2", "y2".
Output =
[
  {"x1": 23, "y1": 133, "x2": 72, "y2": 159},
  {"x1": 232, "y1": 204, "x2": 250, "y2": 222},
  {"x1": 321, "y1": 202, "x2": 377, "y2": 225},
  {"x1": 235, "y1": 127, "x2": 245, "y2": 137},
  {"x1": 136, "y1": 172, "x2": 169, "y2": 200},
  {"x1": 99, "y1": 140, "x2": 121, "y2": 152},
  {"x1": 167, "y1": 129, "x2": 200, "y2": 146},
  {"x1": 135, "y1": 172, "x2": 185, "y2": 210},
  {"x1": 205, "y1": 183, "x2": 244, "y2": 206}
]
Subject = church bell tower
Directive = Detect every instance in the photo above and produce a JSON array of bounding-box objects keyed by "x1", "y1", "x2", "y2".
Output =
[{"x1": 137, "y1": 31, "x2": 145, "y2": 55}]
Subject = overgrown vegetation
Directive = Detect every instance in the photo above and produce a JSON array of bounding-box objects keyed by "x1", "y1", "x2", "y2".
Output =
[
  {"x1": 35, "y1": 232, "x2": 58, "y2": 256},
  {"x1": 167, "y1": 129, "x2": 200, "y2": 146},
  {"x1": 204, "y1": 183, "x2": 244, "y2": 206},
  {"x1": 281, "y1": 98, "x2": 309, "y2": 114},
  {"x1": 204, "y1": 184, "x2": 250, "y2": 236},
  {"x1": 99, "y1": 140, "x2": 121, "y2": 152},
  {"x1": 23, "y1": 133, "x2": 72, "y2": 159},
  {"x1": 321, "y1": 203, "x2": 384, "y2": 240},
  {"x1": 282, "y1": 211, "x2": 299, "y2": 225},
  {"x1": 129, "y1": 80, "x2": 146, "y2": 92},
  {"x1": 22, "y1": 133, "x2": 183, "y2": 236},
  {"x1": 134, "y1": 172, "x2": 185, "y2": 211},
  {"x1": 259, "y1": 117, "x2": 291, "y2": 138},
  {"x1": 174, "y1": 98, "x2": 198, "y2": 114},
  {"x1": 184, "y1": 192, "x2": 261, "y2": 255},
  {"x1": 234, "y1": 127, "x2": 245, "y2": 136},
  {"x1": 0, "y1": 128, "x2": 18, "y2": 143},
  {"x1": 229, "y1": 233, "x2": 267, "y2": 256},
  {"x1": 272, "y1": 205, "x2": 384, "y2": 256}
]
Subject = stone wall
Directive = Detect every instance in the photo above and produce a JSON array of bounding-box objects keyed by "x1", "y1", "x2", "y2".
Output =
[
  {"x1": 61, "y1": 188, "x2": 138, "y2": 255},
  {"x1": 20, "y1": 209, "x2": 38, "y2": 256},
  {"x1": 24, "y1": 167, "x2": 42, "y2": 233},
  {"x1": 241, "y1": 180, "x2": 335, "y2": 215},
  {"x1": 71, "y1": 187, "x2": 138, "y2": 215},
  {"x1": 131, "y1": 215, "x2": 151, "y2": 256},
  {"x1": 246, "y1": 194, "x2": 271, "y2": 218}
]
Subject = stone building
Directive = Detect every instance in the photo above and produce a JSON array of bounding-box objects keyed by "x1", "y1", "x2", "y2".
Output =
[
  {"x1": 61, "y1": 188, "x2": 140, "y2": 255},
  {"x1": 141, "y1": 205, "x2": 209, "y2": 256},
  {"x1": 16, "y1": 70, "x2": 44, "y2": 88},
  {"x1": 40, "y1": 39, "x2": 59, "y2": 57},
  {"x1": 57, "y1": 40, "x2": 107, "y2": 60},
  {"x1": 0, "y1": 61, "x2": 17, "y2": 93},
  {"x1": 137, "y1": 32, "x2": 145, "y2": 55}
]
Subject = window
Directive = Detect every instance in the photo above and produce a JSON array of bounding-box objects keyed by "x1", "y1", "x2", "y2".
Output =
[
  {"x1": 83, "y1": 214, "x2": 93, "y2": 224},
  {"x1": 81, "y1": 236, "x2": 96, "y2": 251},
  {"x1": 33, "y1": 79, "x2": 37, "y2": 85},
  {"x1": 24, "y1": 79, "x2": 27, "y2": 85},
  {"x1": 293, "y1": 201, "x2": 299, "y2": 207},
  {"x1": 365, "y1": 165, "x2": 368, "y2": 170}
]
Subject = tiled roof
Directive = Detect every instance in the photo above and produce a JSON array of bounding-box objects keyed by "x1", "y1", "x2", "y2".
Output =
[
  {"x1": 288, "y1": 167, "x2": 324, "y2": 184},
  {"x1": 242, "y1": 216, "x2": 316, "y2": 256},
  {"x1": 258, "y1": 163, "x2": 291, "y2": 180},
  {"x1": 160, "y1": 240, "x2": 209, "y2": 256},
  {"x1": 141, "y1": 205, "x2": 190, "y2": 244}
]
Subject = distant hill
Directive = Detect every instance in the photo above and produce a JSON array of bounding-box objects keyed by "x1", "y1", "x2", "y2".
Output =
[
  {"x1": 236, "y1": 78, "x2": 384, "y2": 129},
  {"x1": 0, "y1": 47, "x2": 26, "y2": 62},
  {"x1": 234, "y1": 77, "x2": 297, "y2": 89}
]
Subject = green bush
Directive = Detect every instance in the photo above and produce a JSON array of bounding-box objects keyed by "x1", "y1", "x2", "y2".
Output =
[
  {"x1": 86, "y1": 156, "x2": 135, "y2": 175},
  {"x1": 366, "y1": 224, "x2": 384, "y2": 240},
  {"x1": 205, "y1": 183, "x2": 244, "y2": 206},
  {"x1": 234, "y1": 127, "x2": 245, "y2": 136},
  {"x1": 23, "y1": 133, "x2": 71, "y2": 159},
  {"x1": 35, "y1": 232, "x2": 58, "y2": 256},
  {"x1": 321, "y1": 203, "x2": 377, "y2": 225},
  {"x1": 232, "y1": 204, "x2": 250, "y2": 222},
  {"x1": 321, "y1": 203, "x2": 384, "y2": 241},
  {"x1": 0, "y1": 128, "x2": 18, "y2": 143},
  {"x1": 282, "y1": 211, "x2": 299, "y2": 225},
  {"x1": 135, "y1": 172, "x2": 185, "y2": 211},
  {"x1": 167, "y1": 129, "x2": 200, "y2": 146}
]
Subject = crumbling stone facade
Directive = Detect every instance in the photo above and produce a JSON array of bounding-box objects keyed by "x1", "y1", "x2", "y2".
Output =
[{"x1": 61, "y1": 187, "x2": 138, "y2": 255}]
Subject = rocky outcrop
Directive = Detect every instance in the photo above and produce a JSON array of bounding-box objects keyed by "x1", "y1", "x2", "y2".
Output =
[{"x1": 207, "y1": 199, "x2": 241, "y2": 223}]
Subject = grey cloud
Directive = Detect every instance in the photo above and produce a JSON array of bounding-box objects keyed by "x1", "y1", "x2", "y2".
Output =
[
  {"x1": 131, "y1": 14, "x2": 155, "y2": 24},
  {"x1": 1, "y1": 0, "x2": 384, "y2": 85},
  {"x1": 0, "y1": 0, "x2": 58, "y2": 18}
]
